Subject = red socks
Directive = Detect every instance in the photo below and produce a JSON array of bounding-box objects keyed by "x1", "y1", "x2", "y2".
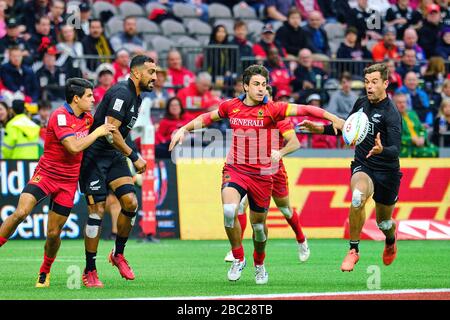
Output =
[
  {"x1": 253, "y1": 250, "x2": 266, "y2": 266},
  {"x1": 39, "y1": 254, "x2": 56, "y2": 274},
  {"x1": 286, "y1": 209, "x2": 306, "y2": 243},
  {"x1": 0, "y1": 237, "x2": 7, "y2": 247},
  {"x1": 238, "y1": 213, "x2": 247, "y2": 240},
  {"x1": 231, "y1": 245, "x2": 244, "y2": 261}
]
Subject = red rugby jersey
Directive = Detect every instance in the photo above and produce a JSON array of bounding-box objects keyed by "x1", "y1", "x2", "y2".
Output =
[
  {"x1": 218, "y1": 97, "x2": 290, "y2": 175},
  {"x1": 37, "y1": 103, "x2": 93, "y2": 181}
]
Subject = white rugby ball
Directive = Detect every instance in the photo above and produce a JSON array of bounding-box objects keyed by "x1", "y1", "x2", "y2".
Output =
[{"x1": 343, "y1": 111, "x2": 369, "y2": 146}]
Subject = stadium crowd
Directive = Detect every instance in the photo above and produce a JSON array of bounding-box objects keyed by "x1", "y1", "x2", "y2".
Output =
[{"x1": 1, "y1": 0, "x2": 450, "y2": 161}]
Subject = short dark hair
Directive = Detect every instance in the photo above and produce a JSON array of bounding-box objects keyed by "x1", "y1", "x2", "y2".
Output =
[
  {"x1": 38, "y1": 100, "x2": 52, "y2": 111},
  {"x1": 340, "y1": 71, "x2": 352, "y2": 82},
  {"x1": 266, "y1": 85, "x2": 273, "y2": 97},
  {"x1": 36, "y1": 15, "x2": 51, "y2": 25},
  {"x1": 12, "y1": 99, "x2": 25, "y2": 115},
  {"x1": 65, "y1": 78, "x2": 93, "y2": 103},
  {"x1": 287, "y1": 7, "x2": 301, "y2": 18},
  {"x1": 130, "y1": 55, "x2": 154, "y2": 70},
  {"x1": 364, "y1": 63, "x2": 389, "y2": 81},
  {"x1": 89, "y1": 18, "x2": 103, "y2": 28},
  {"x1": 242, "y1": 65, "x2": 269, "y2": 86},
  {"x1": 234, "y1": 20, "x2": 247, "y2": 30}
]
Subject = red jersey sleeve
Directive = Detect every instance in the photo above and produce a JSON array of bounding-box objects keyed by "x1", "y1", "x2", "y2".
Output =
[
  {"x1": 217, "y1": 99, "x2": 231, "y2": 118},
  {"x1": 50, "y1": 110, "x2": 75, "y2": 141},
  {"x1": 271, "y1": 101, "x2": 290, "y2": 121},
  {"x1": 277, "y1": 119, "x2": 295, "y2": 137}
]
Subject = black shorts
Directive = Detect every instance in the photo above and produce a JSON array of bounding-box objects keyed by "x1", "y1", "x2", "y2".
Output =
[
  {"x1": 350, "y1": 160, "x2": 403, "y2": 206},
  {"x1": 79, "y1": 148, "x2": 131, "y2": 203}
]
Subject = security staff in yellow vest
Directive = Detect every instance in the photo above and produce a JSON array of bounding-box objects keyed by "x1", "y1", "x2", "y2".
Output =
[{"x1": 1, "y1": 100, "x2": 40, "y2": 159}]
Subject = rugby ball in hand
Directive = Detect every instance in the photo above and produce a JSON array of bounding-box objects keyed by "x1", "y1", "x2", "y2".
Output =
[{"x1": 343, "y1": 111, "x2": 369, "y2": 146}]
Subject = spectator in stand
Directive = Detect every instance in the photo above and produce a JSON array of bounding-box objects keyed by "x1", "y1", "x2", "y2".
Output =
[
  {"x1": 264, "y1": 0, "x2": 296, "y2": 23},
  {"x1": 264, "y1": 46, "x2": 292, "y2": 97},
  {"x1": 296, "y1": 0, "x2": 321, "y2": 20},
  {"x1": 76, "y1": 2, "x2": 91, "y2": 41},
  {"x1": 399, "y1": 28, "x2": 426, "y2": 61},
  {"x1": 385, "y1": 0, "x2": 422, "y2": 40},
  {"x1": 386, "y1": 59, "x2": 403, "y2": 97},
  {"x1": 4, "y1": 0, "x2": 25, "y2": 25},
  {"x1": 441, "y1": 79, "x2": 450, "y2": 100},
  {"x1": 0, "y1": 17, "x2": 31, "y2": 58},
  {"x1": 423, "y1": 56, "x2": 446, "y2": 114},
  {"x1": 431, "y1": 98, "x2": 450, "y2": 147},
  {"x1": 291, "y1": 48, "x2": 327, "y2": 100},
  {"x1": 337, "y1": 26, "x2": 372, "y2": 60},
  {"x1": 394, "y1": 92, "x2": 438, "y2": 157},
  {"x1": 166, "y1": 49, "x2": 195, "y2": 89},
  {"x1": 326, "y1": 71, "x2": 358, "y2": 119},
  {"x1": 230, "y1": 20, "x2": 253, "y2": 59},
  {"x1": 110, "y1": 16, "x2": 145, "y2": 54},
  {"x1": 31, "y1": 99, "x2": 51, "y2": 156},
  {"x1": 155, "y1": 96, "x2": 193, "y2": 158},
  {"x1": 317, "y1": 0, "x2": 337, "y2": 22},
  {"x1": 1, "y1": 99, "x2": 39, "y2": 159},
  {"x1": 0, "y1": 100, "x2": 11, "y2": 130},
  {"x1": 23, "y1": 0, "x2": 50, "y2": 34},
  {"x1": 0, "y1": 46, "x2": 39, "y2": 101},
  {"x1": 253, "y1": 23, "x2": 286, "y2": 60},
  {"x1": 81, "y1": 19, "x2": 114, "y2": 79},
  {"x1": 396, "y1": 48, "x2": 422, "y2": 80},
  {"x1": 435, "y1": 26, "x2": 450, "y2": 60},
  {"x1": 141, "y1": 67, "x2": 170, "y2": 110},
  {"x1": 437, "y1": 0, "x2": 450, "y2": 27},
  {"x1": 275, "y1": 8, "x2": 309, "y2": 59},
  {"x1": 56, "y1": 24, "x2": 86, "y2": 79},
  {"x1": 372, "y1": 25, "x2": 400, "y2": 61},
  {"x1": 112, "y1": 49, "x2": 130, "y2": 83},
  {"x1": 27, "y1": 15, "x2": 56, "y2": 61},
  {"x1": 348, "y1": 0, "x2": 383, "y2": 41},
  {"x1": 35, "y1": 46, "x2": 66, "y2": 101},
  {"x1": 418, "y1": 3, "x2": 442, "y2": 58},
  {"x1": 302, "y1": 10, "x2": 330, "y2": 56},
  {"x1": 48, "y1": 0, "x2": 65, "y2": 40},
  {"x1": 206, "y1": 24, "x2": 235, "y2": 84},
  {"x1": 93, "y1": 63, "x2": 115, "y2": 107},
  {"x1": 176, "y1": 72, "x2": 221, "y2": 117},
  {"x1": 0, "y1": 0, "x2": 7, "y2": 39},
  {"x1": 334, "y1": 0, "x2": 353, "y2": 24},
  {"x1": 396, "y1": 71, "x2": 433, "y2": 125}
]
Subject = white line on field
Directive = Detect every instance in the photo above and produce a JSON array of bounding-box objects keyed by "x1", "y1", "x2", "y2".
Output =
[{"x1": 119, "y1": 288, "x2": 450, "y2": 300}]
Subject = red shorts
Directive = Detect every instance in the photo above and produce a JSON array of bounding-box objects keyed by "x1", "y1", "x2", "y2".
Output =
[
  {"x1": 28, "y1": 167, "x2": 77, "y2": 209},
  {"x1": 222, "y1": 164, "x2": 272, "y2": 212},
  {"x1": 272, "y1": 161, "x2": 289, "y2": 198}
]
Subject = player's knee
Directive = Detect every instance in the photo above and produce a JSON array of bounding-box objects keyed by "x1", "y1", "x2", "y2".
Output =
[
  {"x1": 278, "y1": 206, "x2": 292, "y2": 219},
  {"x1": 223, "y1": 204, "x2": 237, "y2": 228},
  {"x1": 13, "y1": 208, "x2": 29, "y2": 223},
  {"x1": 121, "y1": 194, "x2": 138, "y2": 213},
  {"x1": 47, "y1": 228, "x2": 61, "y2": 241},
  {"x1": 377, "y1": 219, "x2": 394, "y2": 231},
  {"x1": 252, "y1": 223, "x2": 267, "y2": 242},
  {"x1": 85, "y1": 213, "x2": 102, "y2": 239},
  {"x1": 351, "y1": 189, "x2": 367, "y2": 209}
]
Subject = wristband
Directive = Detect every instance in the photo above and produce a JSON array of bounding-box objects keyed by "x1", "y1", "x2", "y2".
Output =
[{"x1": 128, "y1": 150, "x2": 139, "y2": 162}]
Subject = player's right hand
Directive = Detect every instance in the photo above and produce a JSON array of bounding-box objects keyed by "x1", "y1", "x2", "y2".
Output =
[
  {"x1": 298, "y1": 120, "x2": 324, "y2": 134},
  {"x1": 94, "y1": 123, "x2": 116, "y2": 137},
  {"x1": 133, "y1": 157, "x2": 147, "y2": 174},
  {"x1": 168, "y1": 127, "x2": 187, "y2": 151}
]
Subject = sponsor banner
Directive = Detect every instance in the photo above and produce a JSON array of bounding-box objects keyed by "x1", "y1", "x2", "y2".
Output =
[
  {"x1": 177, "y1": 158, "x2": 450, "y2": 240},
  {"x1": 0, "y1": 160, "x2": 179, "y2": 239}
]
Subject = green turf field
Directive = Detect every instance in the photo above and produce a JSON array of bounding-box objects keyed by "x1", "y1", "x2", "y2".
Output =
[{"x1": 0, "y1": 239, "x2": 449, "y2": 299}]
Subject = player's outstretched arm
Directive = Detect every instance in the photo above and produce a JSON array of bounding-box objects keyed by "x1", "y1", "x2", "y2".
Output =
[
  {"x1": 61, "y1": 123, "x2": 116, "y2": 154},
  {"x1": 168, "y1": 110, "x2": 221, "y2": 151},
  {"x1": 271, "y1": 130, "x2": 300, "y2": 163},
  {"x1": 105, "y1": 116, "x2": 147, "y2": 173},
  {"x1": 286, "y1": 104, "x2": 345, "y2": 132}
]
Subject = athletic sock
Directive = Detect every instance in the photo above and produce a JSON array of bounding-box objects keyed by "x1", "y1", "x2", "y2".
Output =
[
  {"x1": 114, "y1": 236, "x2": 128, "y2": 256},
  {"x1": 286, "y1": 209, "x2": 306, "y2": 243},
  {"x1": 385, "y1": 236, "x2": 396, "y2": 245},
  {"x1": 237, "y1": 213, "x2": 247, "y2": 240},
  {"x1": 39, "y1": 254, "x2": 56, "y2": 274},
  {"x1": 231, "y1": 245, "x2": 244, "y2": 261},
  {"x1": 85, "y1": 251, "x2": 97, "y2": 272},
  {"x1": 253, "y1": 250, "x2": 266, "y2": 266},
  {"x1": 0, "y1": 237, "x2": 7, "y2": 247},
  {"x1": 349, "y1": 240, "x2": 360, "y2": 253}
]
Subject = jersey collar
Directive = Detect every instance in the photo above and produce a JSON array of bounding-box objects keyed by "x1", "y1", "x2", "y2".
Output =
[
  {"x1": 127, "y1": 78, "x2": 138, "y2": 98},
  {"x1": 64, "y1": 102, "x2": 85, "y2": 119}
]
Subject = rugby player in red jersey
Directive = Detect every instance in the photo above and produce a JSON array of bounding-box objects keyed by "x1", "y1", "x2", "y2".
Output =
[
  {"x1": 0, "y1": 78, "x2": 115, "y2": 287},
  {"x1": 224, "y1": 86, "x2": 309, "y2": 263},
  {"x1": 170, "y1": 65, "x2": 344, "y2": 284}
]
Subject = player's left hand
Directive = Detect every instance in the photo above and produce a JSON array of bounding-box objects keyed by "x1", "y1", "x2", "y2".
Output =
[
  {"x1": 271, "y1": 149, "x2": 282, "y2": 163},
  {"x1": 133, "y1": 157, "x2": 147, "y2": 174},
  {"x1": 367, "y1": 132, "x2": 383, "y2": 158}
]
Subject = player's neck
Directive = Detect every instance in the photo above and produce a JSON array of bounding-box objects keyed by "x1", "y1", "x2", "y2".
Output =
[
  {"x1": 70, "y1": 103, "x2": 83, "y2": 117},
  {"x1": 243, "y1": 96, "x2": 260, "y2": 106},
  {"x1": 131, "y1": 77, "x2": 141, "y2": 96},
  {"x1": 369, "y1": 92, "x2": 387, "y2": 104}
]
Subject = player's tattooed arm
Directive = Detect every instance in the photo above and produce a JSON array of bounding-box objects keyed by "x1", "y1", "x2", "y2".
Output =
[
  {"x1": 61, "y1": 123, "x2": 116, "y2": 154},
  {"x1": 168, "y1": 110, "x2": 221, "y2": 151}
]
